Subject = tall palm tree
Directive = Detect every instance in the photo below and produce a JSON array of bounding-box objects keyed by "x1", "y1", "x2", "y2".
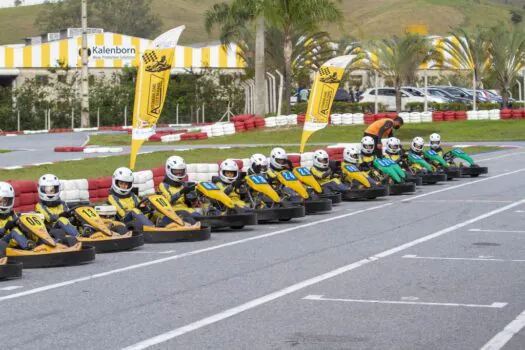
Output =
[
  {"x1": 368, "y1": 34, "x2": 437, "y2": 113},
  {"x1": 205, "y1": 1, "x2": 268, "y2": 117},
  {"x1": 441, "y1": 26, "x2": 491, "y2": 110},
  {"x1": 487, "y1": 24, "x2": 525, "y2": 107},
  {"x1": 205, "y1": 0, "x2": 343, "y2": 115}
]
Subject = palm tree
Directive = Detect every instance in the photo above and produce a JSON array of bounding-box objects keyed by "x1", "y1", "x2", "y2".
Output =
[
  {"x1": 441, "y1": 26, "x2": 491, "y2": 110},
  {"x1": 205, "y1": 0, "x2": 343, "y2": 115},
  {"x1": 487, "y1": 24, "x2": 525, "y2": 107},
  {"x1": 205, "y1": 1, "x2": 268, "y2": 117},
  {"x1": 368, "y1": 34, "x2": 437, "y2": 112}
]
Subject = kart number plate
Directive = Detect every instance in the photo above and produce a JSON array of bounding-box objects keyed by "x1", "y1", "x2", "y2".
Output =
[
  {"x1": 201, "y1": 182, "x2": 220, "y2": 191},
  {"x1": 20, "y1": 215, "x2": 46, "y2": 230},
  {"x1": 410, "y1": 154, "x2": 422, "y2": 160},
  {"x1": 152, "y1": 196, "x2": 170, "y2": 208},
  {"x1": 427, "y1": 150, "x2": 438, "y2": 156},
  {"x1": 344, "y1": 165, "x2": 359, "y2": 172},
  {"x1": 453, "y1": 148, "x2": 465, "y2": 154},
  {"x1": 295, "y1": 167, "x2": 311, "y2": 176},
  {"x1": 377, "y1": 159, "x2": 392, "y2": 167},
  {"x1": 281, "y1": 171, "x2": 298, "y2": 181},
  {"x1": 79, "y1": 207, "x2": 99, "y2": 218},
  {"x1": 249, "y1": 175, "x2": 267, "y2": 184}
]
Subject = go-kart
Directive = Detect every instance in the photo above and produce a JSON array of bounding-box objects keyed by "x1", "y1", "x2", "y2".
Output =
[
  {"x1": 423, "y1": 149, "x2": 462, "y2": 180},
  {"x1": 188, "y1": 181, "x2": 258, "y2": 230},
  {"x1": 0, "y1": 242, "x2": 22, "y2": 280},
  {"x1": 338, "y1": 163, "x2": 390, "y2": 200},
  {"x1": 64, "y1": 205, "x2": 144, "y2": 253},
  {"x1": 124, "y1": 194, "x2": 210, "y2": 243},
  {"x1": 6, "y1": 213, "x2": 95, "y2": 268},
  {"x1": 371, "y1": 158, "x2": 416, "y2": 195},
  {"x1": 292, "y1": 167, "x2": 342, "y2": 205},
  {"x1": 405, "y1": 153, "x2": 447, "y2": 185},
  {"x1": 274, "y1": 170, "x2": 332, "y2": 214},
  {"x1": 243, "y1": 174, "x2": 306, "y2": 222},
  {"x1": 444, "y1": 148, "x2": 488, "y2": 177}
]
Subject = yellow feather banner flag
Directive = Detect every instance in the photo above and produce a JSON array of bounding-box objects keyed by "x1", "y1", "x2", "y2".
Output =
[
  {"x1": 299, "y1": 56, "x2": 354, "y2": 153},
  {"x1": 129, "y1": 26, "x2": 185, "y2": 169}
]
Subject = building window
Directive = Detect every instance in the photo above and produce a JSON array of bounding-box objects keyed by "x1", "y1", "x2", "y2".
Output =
[{"x1": 36, "y1": 75, "x2": 49, "y2": 86}]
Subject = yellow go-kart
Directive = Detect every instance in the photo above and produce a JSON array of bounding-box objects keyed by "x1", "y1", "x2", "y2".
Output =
[
  {"x1": 64, "y1": 206, "x2": 144, "y2": 253},
  {"x1": 6, "y1": 213, "x2": 95, "y2": 268},
  {"x1": 274, "y1": 170, "x2": 332, "y2": 214},
  {"x1": 243, "y1": 174, "x2": 305, "y2": 222},
  {"x1": 292, "y1": 167, "x2": 342, "y2": 205},
  {"x1": 124, "y1": 194, "x2": 211, "y2": 243},
  {"x1": 190, "y1": 182, "x2": 258, "y2": 230},
  {"x1": 337, "y1": 163, "x2": 390, "y2": 200},
  {"x1": 0, "y1": 242, "x2": 22, "y2": 279}
]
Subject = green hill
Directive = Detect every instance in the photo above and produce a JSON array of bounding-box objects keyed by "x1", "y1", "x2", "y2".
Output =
[{"x1": 0, "y1": 0, "x2": 520, "y2": 45}]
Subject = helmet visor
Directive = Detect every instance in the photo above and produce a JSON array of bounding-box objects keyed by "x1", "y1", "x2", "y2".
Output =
[
  {"x1": 414, "y1": 143, "x2": 424, "y2": 151},
  {"x1": 117, "y1": 180, "x2": 132, "y2": 190},
  {"x1": 224, "y1": 170, "x2": 238, "y2": 179},
  {"x1": 363, "y1": 144, "x2": 374, "y2": 151},
  {"x1": 0, "y1": 196, "x2": 13, "y2": 207},
  {"x1": 41, "y1": 185, "x2": 59, "y2": 195},
  {"x1": 430, "y1": 140, "x2": 440, "y2": 147},
  {"x1": 276, "y1": 158, "x2": 287, "y2": 165},
  {"x1": 318, "y1": 157, "x2": 328, "y2": 164},
  {"x1": 171, "y1": 168, "x2": 186, "y2": 177}
]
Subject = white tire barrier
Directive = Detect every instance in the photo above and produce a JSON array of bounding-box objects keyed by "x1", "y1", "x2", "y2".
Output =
[
  {"x1": 489, "y1": 109, "x2": 500, "y2": 120},
  {"x1": 353, "y1": 113, "x2": 364, "y2": 125},
  {"x1": 409, "y1": 112, "x2": 421, "y2": 123},
  {"x1": 287, "y1": 114, "x2": 298, "y2": 126},
  {"x1": 467, "y1": 110, "x2": 479, "y2": 120},
  {"x1": 265, "y1": 117, "x2": 277, "y2": 128},
  {"x1": 133, "y1": 170, "x2": 155, "y2": 196},
  {"x1": 398, "y1": 112, "x2": 410, "y2": 123},
  {"x1": 83, "y1": 147, "x2": 123, "y2": 153},
  {"x1": 60, "y1": 179, "x2": 89, "y2": 203},
  {"x1": 421, "y1": 112, "x2": 432, "y2": 122},
  {"x1": 478, "y1": 110, "x2": 489, "y2": 120},
  {"x1": 276, "y1": 115, "x2": 288, "y2": 127},
  {"x1": 331, "y1": 114, "x2": 343, "y2": 125},
  {"x1": 161, "y1": 134, "x2": 181, "y2": 142},
  {"x1": 342, "y1": 113, "x2": 353, "y2": 125}
]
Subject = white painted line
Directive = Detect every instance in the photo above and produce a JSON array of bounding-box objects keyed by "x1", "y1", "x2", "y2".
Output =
[
  {"x1": 477, "y1": 151, "x2": 525, "y2": 162},
  {"x1": 32, "y1": 162, "x2": 53, "y2": 166},
  {"x1": 402, "y1": 255, "x2": 525, "y2": 263},
  {"x1": 122, "y1": 198, "x2": 525, "y2": 350},
  {"x1": 0, "y1": 286, "x2": 22, "y2": 291},
  {"x1": 469, "y1": 228, "x2": 525, "y2": 234},
  {"x1": 302, "y1": 295, "x2": 507, "y2": 309},
  {"x1": 81, "y1": 134, "x2": 90, "y2": 147},
  {"x1": 413, "y1": 200, "x2": 513, "y2": 204},
  {"x1": 401, "y1": 168, "x2": 525, "y2": 202},
  {"x1": 480, "y1": 309, "x2": 525, "y2": 350},
  {"x1": 515, "y1": 210, "x2": 525, "y2": 213},
  {"x1": 3, "y1": 166, "x2": 23, "y2": 170},
  {"x1": 0, "y1": 203, "x2": 392, "y2": 303}
]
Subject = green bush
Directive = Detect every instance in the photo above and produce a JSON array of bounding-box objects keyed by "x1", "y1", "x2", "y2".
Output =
[
  {"x1": 511, "y1": 102, "x2": 525, "y2": 109},
  {"x1": 291, "y1": 101, "x2": 386, "y2": 114},
  {"x1": 477, "y1": 102, "x2": 501, "y2": 110}
]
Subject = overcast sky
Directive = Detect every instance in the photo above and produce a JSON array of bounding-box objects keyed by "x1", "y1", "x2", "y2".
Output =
[{"x1": 0, "y1": 0, "x2": 51, "y2": 8}]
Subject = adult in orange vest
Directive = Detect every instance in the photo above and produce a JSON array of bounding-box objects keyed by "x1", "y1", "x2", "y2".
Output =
[{"x1": 364, "y1": 117, "x2": 404, "y2": 157}]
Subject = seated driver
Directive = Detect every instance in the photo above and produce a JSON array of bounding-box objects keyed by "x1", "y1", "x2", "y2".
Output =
[
  {"x1": 310, "y1": 149, "x2": 349, "y2": 192},
  {"x1": 212, "y1": 159, "x2": 248, "y2": 208},
  {"x1": 35, "y1": 174, "x2": 80, "y2": 237},
  {"x1": 0, "y1": 182, "x2": 36, "y2": 250},
  {"x1": 107, "y1": 167, "x2": 155, "y2": 227},
  {"x1": 358, "y1": 136, "x2": 377, "y2": 172},
  {"x1": 159, "y1": 156, "x2": 197, "y2": 214},
  {"x1": 266, "y1": 147, "x2": 294, "y2": 186}
]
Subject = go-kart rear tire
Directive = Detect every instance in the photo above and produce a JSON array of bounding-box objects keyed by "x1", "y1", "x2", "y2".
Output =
[
  {"x1": 389, "y1": 182, "x2": 416, "y2": 195},
  {"x1": 405, "y1": 176, "x2": 423, "y2": 186},
  {"x1": 421, "y1": 173, "x2": 447, "y2": 184},
  {"x1": 195, "y1": 213, "x2": 257, "y2": 230},
  {"x1": 342, "y1": 186, "x2": 389, "y2": 200},
  {"x1": 0, "y1": 261, "x2": 23, "y2": 280},
  {"x1": 305, "y1": 199, "x2": 332, "y2": 214},
  {"x1": 8, "y1": 246, "x2": 96, "y2": 268},
  {"x1": 83, "y1": 232, "x2": 144, "y2": 253},
  {"x1": 445, "y1": 167, "x2": 462, "y2": 180},
  {"x1": 256, "y1": 206, "x2": 306, "y2": 222},
  {"x1": 142, "y1": 226, "x2": 211, "y2": 243},
  {"x1": 320, "y1": 192, "x2": 342, "y2": 204},
  {"x1": 461, "y1": 166, "x2": 488, "y2": 177}
]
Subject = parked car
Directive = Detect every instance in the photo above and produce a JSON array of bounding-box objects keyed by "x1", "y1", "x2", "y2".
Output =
[
  {"x1": 426, "y1": 87, "x2": 471, "y2": 104},
  {"x1": 359, "y1": 87, "x2": 443, "y2": 111},
  {"x1": 402, "y1": 87, "x2": 448, "y2": 103}
]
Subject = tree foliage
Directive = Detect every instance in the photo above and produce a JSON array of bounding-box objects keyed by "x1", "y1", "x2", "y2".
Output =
[{"x1": 36, "y1": 0, "x2": 161, "y2": 38}]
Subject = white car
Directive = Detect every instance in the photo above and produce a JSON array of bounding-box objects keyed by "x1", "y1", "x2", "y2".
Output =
[{"x1": 359, "y1": 87, "x2": 445, "y2": 111}]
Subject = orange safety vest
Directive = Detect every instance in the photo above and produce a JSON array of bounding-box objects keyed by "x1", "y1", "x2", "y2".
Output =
[{"x1": 364, "y1": 118, "x2": 394, "y2": 138}]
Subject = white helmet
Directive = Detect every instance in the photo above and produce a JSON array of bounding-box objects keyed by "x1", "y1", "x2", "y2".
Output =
[
  {"x1": 313, "y1": 150, "x2": 329, "y2": 169},
  {"x1": 386, "y1": 137, "x2": 401, "y2": 154},
  {"x1": 411, "y1": 137, "x2": 425, "y2": 153},
  {"x1": 219, "y1": 159, "x2": 239, "y2": 184},
  {"x1": 38, "y1": 173, "x2": 61, "y2": 202},
  {"x1": 429, "y1": 133, "x2": 441, "y2": 150},
  {"x1": 0, "y1": 182, "x2": 14, "y2": 214},
  {"x1": 361, "y1": 136, "x2": 375, "y2": 155},
  {"x1": 112, "y1": 167, "x2": 134, "y2": 195},
  {"x1": 165, "y1": 156, "x2": 186, "y2": 182},
  {"x1": 270, "y1": 147, "x2": 288, "y2": 170},
  {"x1": 344, "y1": 146, "x2": 360, "y2": 164},
  {"x1": 249, "y1": 153, "x2": 268, "y2": 174}
]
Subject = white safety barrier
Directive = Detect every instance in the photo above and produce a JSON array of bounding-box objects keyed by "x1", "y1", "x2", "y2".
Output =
[
  {"x1": 60, "y1": 179, "x2": 89, "y2": 203},
  {"x1": 161, "y1": 134, "x2": 182, "y2": 143},
  {"x1": 133, "y1": 170, "x2": 155, "y2": 196},
  {"x1": 331, "y1": 114, "x2": 343, "y2": 125},
  {"x1": 409, "y1": 112, "x2": 421, "y2": 123},
  {"x1": 398, "y1": 112, "x2": 410, "y2": 123},
  {"x1": 489, "y1": 109, "x2": 501, "y2": 120},
  {"x1": 353, "y1": 113, "x2": 364, "y2": 125},
  {"x1": 421, "y1": 112, "x2": 432, "y2": 122},
  {"x1": 478, "y1": 110, "x2": 489, "y2": 120},
  {"x1": 83, "y1": 147, "x2": 123, "y2": 153},
  {"x1": 265, "y1": 117, "x2": 277, "y2": 128},
  {"x1": 467, "y1": 110, "x2": 479, "y2": 120}
]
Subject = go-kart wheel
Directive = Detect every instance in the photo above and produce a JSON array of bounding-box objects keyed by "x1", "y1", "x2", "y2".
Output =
[
  {"x1": 470, "y1": 174, "x2": 480, "y2": 177},
  {"x1": 230, "y1": 226, "x2": 245, "y2": 230},
  {"x1": 279, "y1": 218, "x2": 292, "y2": 222},
  {"x1": 0, "y1": 261, "x2": 23, "y2": 280}
]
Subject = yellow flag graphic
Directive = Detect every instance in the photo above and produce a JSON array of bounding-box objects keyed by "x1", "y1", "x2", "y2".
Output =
[
  {"x1": 299, "y1": 56, "x2": 354, "y2": 153},
  {"x1": 129, "y1": 48, "x2": 174, "y2": 169}
]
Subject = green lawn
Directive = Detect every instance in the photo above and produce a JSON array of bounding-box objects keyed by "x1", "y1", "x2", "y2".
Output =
[
  {"x1": 0, "y1": 145, "x2": 501, "y2": 181},
  {"x1": 0, "y1": 150, "x2": 10, "y2": 154},
  {"x1": 89, "y1": 120, "x2": 525, "y2": 147},
  {"x1": 0, "y1": 0, "x2": 518, "y2": 45}
]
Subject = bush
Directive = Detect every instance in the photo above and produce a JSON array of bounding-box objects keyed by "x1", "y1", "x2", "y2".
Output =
[
  {"x1": 405, "y1": 102, "x2": 424, "y2": 112},
  {"x1": 477, "y1": 102, "x2": 501, "y2": 110},
  {"x1": 291, "y1": 101, "x2": 386, "y2": 114},
  {"x1": 511, "y1": 102, "x2": 525, "y2": 109}
]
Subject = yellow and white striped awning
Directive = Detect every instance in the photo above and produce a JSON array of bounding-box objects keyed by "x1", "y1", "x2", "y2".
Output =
[{"x1": 0, "y1": 32, "x2": 245, "y2": 69}]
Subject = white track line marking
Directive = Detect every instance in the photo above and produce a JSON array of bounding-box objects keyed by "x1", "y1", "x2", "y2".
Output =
[
  {"x1": 403, "y1": 255, "x2": 525, "y2": 262},
  {"x1": 469, "y1": 229, "x2": 525, "y2": 233},
  {"x1": 477, "y1": 151, "x2": 525, "y2": 162},
  {"x1": 480, "y1": 309, "x2": 525, "y2": 350},
  {"x1": 125, "y1": 250, "x2": 176, "y2": 255},
  {"x1": 122, "y1": 198, "x2": 525, "y2": 350},
  {"x1": 302, "y1": 295, "x2": 507, "y2": 309},
  {"x1": 0, "y1": 203, "x2": 392, "y2": 303},
  {"x1": 514, "y1": 210, "x2": 525, "y2": 213},
  {"x1": 401, "y1": 168, "x2": 525, "y2": 202},
  {"x1": 413, "y1": 200, "x2": 514, "y2": 204},
  {"x1": 0, "y1": 286, "x2": 22, "y2": 291}
]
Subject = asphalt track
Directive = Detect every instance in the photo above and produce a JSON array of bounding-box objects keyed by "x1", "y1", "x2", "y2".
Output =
[{"x1": 1, "y1": 148, "x2": 525, "y2": 349}]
